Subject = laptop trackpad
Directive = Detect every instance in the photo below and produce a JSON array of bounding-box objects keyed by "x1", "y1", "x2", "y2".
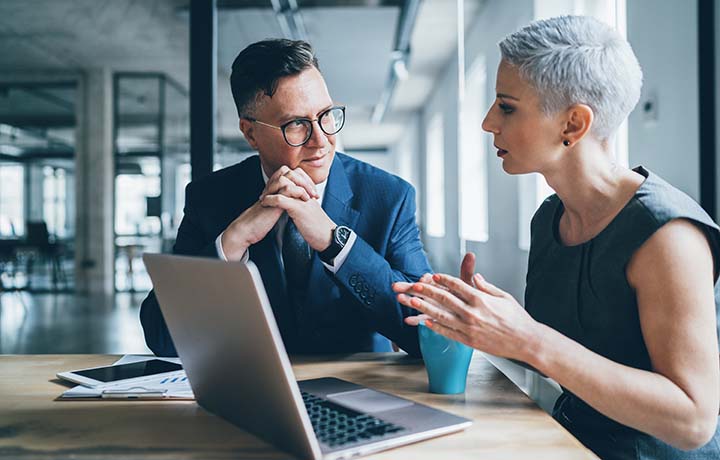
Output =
[{"x1": 326, "y1": 389, "x2": 414, "y2": 413}]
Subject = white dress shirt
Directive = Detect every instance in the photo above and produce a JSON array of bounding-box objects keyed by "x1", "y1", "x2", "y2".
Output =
[{"x1": 215, "y1": 166, "x2": 356, "y2": 273}]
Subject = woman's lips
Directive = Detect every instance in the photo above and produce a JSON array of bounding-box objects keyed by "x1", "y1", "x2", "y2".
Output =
[{"x1": 495, "y1": 145, "x2": 508, "y2": 156}]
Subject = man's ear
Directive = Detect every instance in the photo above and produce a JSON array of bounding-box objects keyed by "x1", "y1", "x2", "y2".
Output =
[
  {"x1": 562, "y1": 104, "x2": 594, "y2": 146},
  {"x1": 239, "y1": 118, "x2": 259, "y2": 150}
]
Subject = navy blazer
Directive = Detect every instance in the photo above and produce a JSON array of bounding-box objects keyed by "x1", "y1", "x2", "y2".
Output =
[{"x1": 140, "y1": 152, "x2": 431, "y2": 357}]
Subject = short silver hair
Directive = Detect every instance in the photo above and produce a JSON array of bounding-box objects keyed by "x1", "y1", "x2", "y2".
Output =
[{"x1": 499, "y1": 15, "x2": 643, "y2": 140}]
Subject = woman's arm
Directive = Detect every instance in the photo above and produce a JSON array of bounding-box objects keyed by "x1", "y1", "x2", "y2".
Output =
[
  {"x1": 529, "y1": 219, "x2": 718, "y2": 449},
  {"x1": 393, "y1": 219, "x2": 719, "y2": 449}
]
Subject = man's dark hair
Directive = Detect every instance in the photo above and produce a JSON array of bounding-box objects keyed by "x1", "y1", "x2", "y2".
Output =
[{"x1": 230, "y1": 39, "x2": 320, "y2": 118}]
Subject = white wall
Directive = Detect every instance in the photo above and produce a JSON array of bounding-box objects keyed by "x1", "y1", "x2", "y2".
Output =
[
  {"x1": 392, "y1": 112, "x2": 423, "y2": 222},
  {"x1": 463, "y1": 1, "x2": 534, "y2": 300},
  {"x1": 627, "y1": 0, "x2": 699, "y2": 199},
  {"x1": 411, "y1": 0, "x2": 533, "y2": 300}
]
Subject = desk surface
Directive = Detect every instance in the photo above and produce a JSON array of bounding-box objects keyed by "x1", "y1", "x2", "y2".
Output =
[{"x1": 0, "y1": 354, "x2": 597, "y2": 459}]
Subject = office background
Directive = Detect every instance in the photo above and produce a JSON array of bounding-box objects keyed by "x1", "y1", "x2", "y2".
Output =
[{"x1": 0, "y1": 0, "x2": 716, "y2": 409}]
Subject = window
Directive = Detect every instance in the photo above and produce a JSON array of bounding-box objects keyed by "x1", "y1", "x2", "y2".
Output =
[
  {"x1": 519, "y1": 0, "x2": 628, "y2": 250},
  {"x1": 0, "y1": 164, "x2": 24, "y2": 236},
  {"x1": 459, "y1": 56, "x2": 489, "y2": 243},
  {"x1": 115, "y1": 158, "x2": 161, "y2": 236},
  {"x1": 43, "y1": 167, "x2": 67, "y2": 238},
  {"x1": 425, "y1": 112, "x2": 445, "y2": 238}
]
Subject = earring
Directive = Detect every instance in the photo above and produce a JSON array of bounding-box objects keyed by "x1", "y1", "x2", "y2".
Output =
[{"x1": 563, "y1": 140, "x2": 570, "y2": 147}]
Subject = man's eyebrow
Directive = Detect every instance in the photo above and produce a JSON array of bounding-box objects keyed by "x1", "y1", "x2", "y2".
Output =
[
  {"x1": 278, "y1": 105, "x2": 335, "y2": 122},
  {"x1": 497, "y1": 93, "x2": 520, "y2": 101}
]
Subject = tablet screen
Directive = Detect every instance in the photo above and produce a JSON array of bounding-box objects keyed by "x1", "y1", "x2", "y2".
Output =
[{"x1": 75, "y1": 359, "x2": 182, "y2": 382}]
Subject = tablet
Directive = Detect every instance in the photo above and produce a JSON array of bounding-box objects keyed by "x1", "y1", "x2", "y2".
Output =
[{"x1": 57, "y1": 359, "x2": 183, "y2": 388}]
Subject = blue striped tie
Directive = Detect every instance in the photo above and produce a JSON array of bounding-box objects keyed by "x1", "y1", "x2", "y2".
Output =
[{"x1": 282, "y1": 218, "x2": 312, "y2": 294}]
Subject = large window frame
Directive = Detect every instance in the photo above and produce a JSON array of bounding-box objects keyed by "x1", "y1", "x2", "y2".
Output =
[
  {"x1": 425, "y1": 112, "x2": 446, "y2": 238},
  {"x1": 459, "y1": 56, "x2": 489, "y2": 244}
]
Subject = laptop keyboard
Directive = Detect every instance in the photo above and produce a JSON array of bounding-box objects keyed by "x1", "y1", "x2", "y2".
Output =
[{"x1": 301, "y1": 391, "x2": 406, "y2": 448}]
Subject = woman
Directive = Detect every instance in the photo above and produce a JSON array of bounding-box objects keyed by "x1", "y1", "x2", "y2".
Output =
[{"x1": 394, "y1": 15, "x2": 720, "y2": 460}]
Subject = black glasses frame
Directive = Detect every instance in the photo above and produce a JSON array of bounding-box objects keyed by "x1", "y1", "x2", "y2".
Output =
[{"x1": 246, "y1": 105, "x2": 346, "y2": 147}]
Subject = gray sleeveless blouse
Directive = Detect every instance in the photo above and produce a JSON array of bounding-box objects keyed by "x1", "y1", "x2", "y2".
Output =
[{"x1": 525, "y1": 166, "x2": 720, "y2": 460}]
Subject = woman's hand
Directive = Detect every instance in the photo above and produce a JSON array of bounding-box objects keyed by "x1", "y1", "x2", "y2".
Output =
[
  {"x1": 393, "y1": 272, "x2": 544, "y2": 363},
  {"x1": 402, "y1": 253, "x2": 478, "y2": 326}
]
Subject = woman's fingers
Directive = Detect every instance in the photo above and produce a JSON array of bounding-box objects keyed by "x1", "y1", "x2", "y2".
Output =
[
  {"x1": 404, "y1": 314, "x2": 431, "y2": 326},
  {"x1": 425, "y1": 318, "x2": 473, "y2": 346},
  {"x1": 460, "y1": 252, "x2": 476, "y2": 286},
  {"x1": 409, "y1": 282, "x2": 473, "y2": 318},
  {"x1": 431, "y1": 273, "x2": 480, "y2": 305},
  {"x1": 396, "y1": 293, "x2": 465, "y2": 328},
  {"x1": 473, "y1": 273, "x2": 507, "y2": 297},
  {"x1": 393, "y1": 274, "x2": 439, "y2": 293},
  {"x1": 392, "y1": 281, "x2": 414, "y2": 293}
]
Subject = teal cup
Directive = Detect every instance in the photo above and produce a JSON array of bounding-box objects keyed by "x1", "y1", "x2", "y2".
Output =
[{"x1": 418, "y1": 322, "x2": 474, "y2": 394}]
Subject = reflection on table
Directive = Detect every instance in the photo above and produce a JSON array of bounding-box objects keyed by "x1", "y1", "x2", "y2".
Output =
[{"x1": 0, "y1": 353, "x2": 597, "y2": 459}]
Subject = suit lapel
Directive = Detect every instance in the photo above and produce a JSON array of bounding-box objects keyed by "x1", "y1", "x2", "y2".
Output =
[{"x1": 322, "y1": 154, "x2": 360, "y2": 230}]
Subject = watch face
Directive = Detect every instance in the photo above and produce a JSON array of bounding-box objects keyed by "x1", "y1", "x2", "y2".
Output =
[{"x1": 335, "y1": 226, "x2": 351, "y2": 245}]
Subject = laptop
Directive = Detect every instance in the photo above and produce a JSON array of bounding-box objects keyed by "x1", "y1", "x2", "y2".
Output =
[{"x1": 143, "y1": 253, "x2": 471, "y2": 460}]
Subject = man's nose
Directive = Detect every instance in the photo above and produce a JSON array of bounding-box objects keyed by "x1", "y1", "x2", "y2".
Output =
[{"x1": 305, "y1": 119, "x2": 329, "y2": 148}]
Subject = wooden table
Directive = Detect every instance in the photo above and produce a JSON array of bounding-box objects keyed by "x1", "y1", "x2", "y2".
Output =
[{"x1": 0, "y1": 354, "x2": 598, "y2": 459}]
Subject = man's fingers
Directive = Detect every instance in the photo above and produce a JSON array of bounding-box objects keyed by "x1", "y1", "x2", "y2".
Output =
[
  {"x1": 269, "y1": 165, "x2": 291, "y2": 184},
  {"x1": 261, "y1": 194, "x2": 298, "y2": 211},
  {"x1": 263, "y1": 177, "x2": 311, "y2": 201},
  {"x1": 288, "y1": 168, "x2": 319, "y2": 198},
  {"x1": 284, "y1": 168, "x2": 318, "y2": 199},
  {"x1": 264, "y1": 166, "x2": 317, "y2": 200}
]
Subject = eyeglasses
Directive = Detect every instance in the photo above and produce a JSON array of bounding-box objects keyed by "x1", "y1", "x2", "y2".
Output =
[{"x1": 246, "y1": 105, "x2": 346, "y2": 147}]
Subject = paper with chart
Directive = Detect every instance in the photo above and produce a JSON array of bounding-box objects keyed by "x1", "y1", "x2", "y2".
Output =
[{"x1": 60, "y1": 354, "x2": 194, "y2": 399}]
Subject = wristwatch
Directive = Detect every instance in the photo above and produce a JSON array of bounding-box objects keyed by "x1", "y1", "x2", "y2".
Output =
[{"x1": 319, "y1": 225, "x2": 352, "y2": 264}]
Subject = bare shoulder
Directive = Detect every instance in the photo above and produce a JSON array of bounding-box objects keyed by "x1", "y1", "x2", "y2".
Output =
[{"x1": 627, "y1": 218, "x2": 714, "y2": 289}]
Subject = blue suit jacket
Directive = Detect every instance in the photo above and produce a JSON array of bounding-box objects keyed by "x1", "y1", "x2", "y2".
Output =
[{"x1": 140, "y1": 152, "x2": 431, "y2": 357}]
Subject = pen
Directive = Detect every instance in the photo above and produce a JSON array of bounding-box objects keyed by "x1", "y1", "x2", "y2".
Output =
[{"x1": 101, "y1": 388, "x2": 167, "y2": 399}]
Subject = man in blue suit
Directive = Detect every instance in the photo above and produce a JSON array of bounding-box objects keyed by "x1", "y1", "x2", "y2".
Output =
[{"x1": 140, "y1": 39, "x2": 431, "y2": 357}]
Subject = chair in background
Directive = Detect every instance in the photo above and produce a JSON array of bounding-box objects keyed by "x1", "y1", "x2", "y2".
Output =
[{"x1": 24, "y1": 221, "x2": 67, "y2": 290}]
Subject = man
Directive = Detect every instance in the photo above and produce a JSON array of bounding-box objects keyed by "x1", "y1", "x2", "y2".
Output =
[{"x1": 140, "y1": 39, "x2": 431, "y2": 357}]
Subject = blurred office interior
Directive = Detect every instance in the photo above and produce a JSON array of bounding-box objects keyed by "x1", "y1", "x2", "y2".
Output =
[{"x1": 0, "y1": 0, "x2": 716, "y2": 411}]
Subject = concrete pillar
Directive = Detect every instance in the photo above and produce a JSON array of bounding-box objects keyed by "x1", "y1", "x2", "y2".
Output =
[{"x1": 75, "y1": 68, "x2": 114, "y2": 295}]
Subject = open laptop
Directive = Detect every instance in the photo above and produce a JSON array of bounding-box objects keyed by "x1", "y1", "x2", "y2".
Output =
[{"x1": 143, "y1": 253, "x2": 471, "y2": 460}]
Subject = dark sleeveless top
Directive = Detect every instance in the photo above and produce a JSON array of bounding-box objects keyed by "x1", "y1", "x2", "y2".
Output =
[{"x1": 525, "y1": 166, "x2": 720, "y2": 460}]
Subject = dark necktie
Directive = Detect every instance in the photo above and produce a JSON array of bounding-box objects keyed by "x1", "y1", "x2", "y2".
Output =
[{"x1": 282, "y1": 218, "x2": 312, "y2": 295}]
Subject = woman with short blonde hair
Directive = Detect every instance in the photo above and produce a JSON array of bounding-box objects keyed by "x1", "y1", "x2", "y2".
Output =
[{"x1": 395, "y1": 15, "x2": 720, "y2": 460}]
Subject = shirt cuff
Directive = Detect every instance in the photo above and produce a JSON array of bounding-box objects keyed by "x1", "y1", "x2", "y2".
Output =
[
  {"x1": 321, "y1": 230, "x2": 357, "y2": 274},
  {"x1": 215, "y1": 232, "x2": 249, "y2": 263}
]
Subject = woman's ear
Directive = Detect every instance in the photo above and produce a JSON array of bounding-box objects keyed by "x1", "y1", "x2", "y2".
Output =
[
  {"x1": 239, "y1": 118, "x2": 259, "y2": 150},
  {"x1": 562, "y1": 104, "x2": 594, "y2": 146}
]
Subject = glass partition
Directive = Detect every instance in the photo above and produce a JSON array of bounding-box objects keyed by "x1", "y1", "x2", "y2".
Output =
[
  {"x1": 0, "y1": 82, "x2": 76, "y2": 292},
  {"x1": 113, "y1": 74, "x2": 189, "y2": 292}
]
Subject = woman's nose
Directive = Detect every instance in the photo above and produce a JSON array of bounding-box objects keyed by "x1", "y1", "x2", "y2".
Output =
[{"x1": 481, "y1": 107, "x2": 498, "y2": 134}]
